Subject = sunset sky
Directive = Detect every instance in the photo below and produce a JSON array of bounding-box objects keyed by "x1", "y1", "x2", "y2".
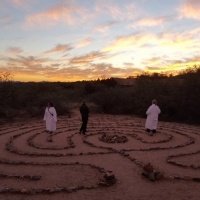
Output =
[{"x1": 1, "y1": 0, "x2": 200, "y2": 82}]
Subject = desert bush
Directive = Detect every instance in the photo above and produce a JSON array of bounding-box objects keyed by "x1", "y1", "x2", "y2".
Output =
[
  {"x1": 0, "y1": 67, "x2": 200, "y2": 124},
  {"x1": 0, "y1": 71, "x2": 13, "y2": 82},
  {"x1": 89, "y1": 87, "x2": 134, "y2": 114}
]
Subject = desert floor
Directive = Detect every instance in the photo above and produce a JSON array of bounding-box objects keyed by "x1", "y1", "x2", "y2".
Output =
[{"x1": 0, "y1": 110, "x2": 200, "y2": 200}]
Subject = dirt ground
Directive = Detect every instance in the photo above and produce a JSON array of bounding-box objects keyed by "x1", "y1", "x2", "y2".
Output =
[{"x1": 0, "y1": 110, "x2": 200, "y2": 200}]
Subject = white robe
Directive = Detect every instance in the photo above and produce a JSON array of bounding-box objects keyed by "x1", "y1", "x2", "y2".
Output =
[
  {"x1": 145, "y1": 104, "x2": 161, "y2": 130},
  {"x1": 43, "y1": 107, "x2": 57, "y2": 131}
]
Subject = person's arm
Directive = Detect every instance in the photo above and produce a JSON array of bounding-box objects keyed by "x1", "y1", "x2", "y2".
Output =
[
  {"x1": 43, "y1": 108, "x2": 47, "y2": 120},
  {"x1": 146, "y1": 106, "x2": 152, "y2": 115},
  {"x1": 53, "y1": 108, "x2": 57, "y2": 122}
]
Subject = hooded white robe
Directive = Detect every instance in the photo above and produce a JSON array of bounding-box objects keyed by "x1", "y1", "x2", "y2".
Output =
[
  {"x1": 145, "y1": 104, "x2": 161, "y2": 130},
  {"x1": 43, "y1": 107, "x2": 57, "y2": 131}
]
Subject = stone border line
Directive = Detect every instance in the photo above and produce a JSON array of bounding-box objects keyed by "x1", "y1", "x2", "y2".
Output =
[
  {"x1": 0, "y1": 119, "x2": 200, "y2": 195},
  {"x1": 0, "y1": 159, "x2": 116, "y2": 194}
]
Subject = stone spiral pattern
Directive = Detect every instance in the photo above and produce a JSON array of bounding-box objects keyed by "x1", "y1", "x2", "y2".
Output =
[{"x1": 0, "y1": 114, "x2": 200, "y2": 195}]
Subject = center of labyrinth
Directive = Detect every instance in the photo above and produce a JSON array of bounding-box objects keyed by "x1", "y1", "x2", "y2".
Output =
[
  {"x1": 0, "y1": 115, "x2": 200, "y2": 195},
  {"x1": 99, "y1": 132, "x2": 128, "y2": 143}
]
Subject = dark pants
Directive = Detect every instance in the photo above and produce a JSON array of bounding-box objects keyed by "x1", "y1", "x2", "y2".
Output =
[{"x1": 80, "y1": 115, "x2": 88, "y2": 134}]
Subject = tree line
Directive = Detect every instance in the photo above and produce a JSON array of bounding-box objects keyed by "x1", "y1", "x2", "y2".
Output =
[{"x1": 0, "y1": 65, "x2": 200, "y2": 124}]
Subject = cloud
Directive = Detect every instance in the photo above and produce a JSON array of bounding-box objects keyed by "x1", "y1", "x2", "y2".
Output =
[
  {"x1": 0, "y1": 14, "x2": 14, "y2": 28},
  {"x1": 123, "y1": 62, "x2": 134, "y2": 67},
  {"x1": 0, "y1": 55, "x2": 61, "y2": 79},
  {"x1": 133, "y1": 15, "x2": 173, "y2": 27},
  {"x1": 0, "y1": 15, "x2": 11, "y2": 21},
  {"x1": 142, "y1": 57, "x2": 161, "y2": 65},
  {"x1": 83, "y1": 63, "x2": 142, "y2": 78},
  {"x1": 41, "y1": 44, "x2": 73, "y2": 55},
  {"x1": 95, "y1": 21, "x2": 118, "y2": 32},
  {"x1": 95, "y1": 1, "x2": 138, "y2": 21},
  {"x1": 24, "y1": 1, "x2": 92, "y2": 28},
  {"x1": 6, "y1": 47, "x2": 23, "y2": 55},
  {"x1": 183, "y1": 54, "x2": 200, "y2": 63},
  {"x1": 102, "y1": 30, "x2": 200, "y2": 54},
  {"x1": 69, "y1": 51, "x2": 106, "y2": 65},
  {"x1": 143, "y1": 54, "x2": 200, "y2": 74},
  {"x1": 7, "y1": 55, "x2": 50, "y2": 67},
  {"x1": 95, "y1": 0, "x2": 121, "y2": 18},
  {"x1": 0, "y1": 54, "x2": 141, "y2": 81},
  {"x1": 12, "y1": 0, "x2": 23, "y2": 6},
  {"x1": 76, "y1": 38, "x2": 92, "y2": 48},
  {"x1": 102, "y1": 33, "x2": 155, "y2": 52},
  {"x1": 179, "y1": 0, "x2": 200, "y2": 19},
  {"x1": 3, "y1": 0, "x2": 36, "y2": 9}
]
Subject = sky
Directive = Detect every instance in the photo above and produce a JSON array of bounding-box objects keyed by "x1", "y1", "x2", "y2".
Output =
[{"x1": 0, "y1": 0, "x2": 200, "y2": 82}]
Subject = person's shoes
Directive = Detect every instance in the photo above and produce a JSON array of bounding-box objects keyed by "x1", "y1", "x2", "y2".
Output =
[
  {"x1": 49, "y1": 131, "x2": 53, "y2": 134},
  {"x1": 152, "y1": 130, "x2": 156, "y2": 133},
  {"x1": 146, "y1": 129, "x2": 150, "y2": 132}
]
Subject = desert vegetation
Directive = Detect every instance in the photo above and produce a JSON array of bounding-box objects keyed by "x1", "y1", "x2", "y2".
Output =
[{"x1": 0, "y1": 65, "x2": 200, "y2": 124}]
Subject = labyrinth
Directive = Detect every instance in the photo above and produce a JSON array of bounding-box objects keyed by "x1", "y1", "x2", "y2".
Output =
[{"x1": 0, "y1": 112, "x2": 200, "y2": 199}]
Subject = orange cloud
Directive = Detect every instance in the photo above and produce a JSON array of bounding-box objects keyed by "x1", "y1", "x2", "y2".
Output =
[
  {"x1": 9, "y1": 0, "x2": 35, "y2": 9},
  {"x1": 134, "y1": 16, "x2": 171, "y2": 27},
  {"x1": 41, "y1": 44, "x2": 73, "y2": 55},
  {"x1": 76, "y1": 38, "x2": 92, "y2": 48},
  {"x1": 95, "y1": 21, "x2": 118, "y2": 32},
  {"x1": 102, "y1": 30, "x2": 199, "y2": 54},
  {"x1": 146, "y1": 57, "x2": 161, "y2": 65},
  {"x1": 123, "y1": 62, "x2": 134, "y2": 67},
  {"x1": 13, "y1": 0, "x2": 22, "y2": 6},
  {"x1": 145, "y1": 56, "x2": 200, "y2": 75},
  {"x1": 69, "y1": 51, "x2": 105, "y2": 65},
  {"x1": 102, "y1": 33, "x2": 156, "y2": 52},
  {"x1": 24, "y1": 2, "x2": 90, "y2": 28},
  {"x1": 179, "y1": 0, "x2": 200, "y2": 19},
  {"x1": 4, "y1": 55, "x2": 51, "y2": 72},
  {"x1": 2, "y1": 54, "x2": 200, "y2": 82},
  {"x1": 95, "y1": 1, "x2": 138, "y2": 21}
]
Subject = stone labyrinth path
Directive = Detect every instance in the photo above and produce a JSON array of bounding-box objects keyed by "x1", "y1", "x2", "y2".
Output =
[{"x1": 0, "y1": 112, "x2": 200, "y2": 196}]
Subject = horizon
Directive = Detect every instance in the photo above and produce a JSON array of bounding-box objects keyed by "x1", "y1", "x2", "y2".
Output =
[{"x1": 1, "y1": 0, "x2": 200, "y2": 82}]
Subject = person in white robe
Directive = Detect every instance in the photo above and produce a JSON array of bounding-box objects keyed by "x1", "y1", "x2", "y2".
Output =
[
  {"x1": 145, "y1": 99, "x2": 161, "y2": 133},
  {"x1": 43, "y1": 102, "x2": 57, "y2": 133}
]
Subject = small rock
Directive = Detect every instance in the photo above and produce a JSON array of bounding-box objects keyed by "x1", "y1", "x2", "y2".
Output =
[
  {"x1": 78, "y1": 186, "x2": 84, "y2": 190},
  {"x1": 99, "y1": 181, "x2": 108, "y2": 186},
  {"x1": 30, "y1": 189, "x2": 37, "y2": 195},
  {"x1": 155, "y1": 172, "x2": 163, "y2": 180},
  {"x1": 143, "y1": 163, "x2": 154, "y2": 173},
  {"x1": 36, "y1": 189, "x2": 43, "y2": 193},
  {"x1": 183, "y1": 176, "x2": 192, "y2": 180},
  {"x1": 148, "y1": 173, "x2": 155, "y2": 181},
  {"x1": 31, "y1": 175, "x2": 41, "y2": 180},
  {"x1": 66, "y1": 188, "x2": 73, "y2": 193},
  {"x1": 54, "y1": 188, "x2": 62, "y2": 192},
  {"x1": 21, "y1": 189, "x2": 30, "y2": 194},
  {"x1": 49, "y1": 188, "x2": 55, "y2": 193}
]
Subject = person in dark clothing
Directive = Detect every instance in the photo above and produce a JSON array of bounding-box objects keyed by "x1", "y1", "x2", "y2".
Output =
[{"x1": 79, "y1": 101, "x2": 89, "y2": 135}]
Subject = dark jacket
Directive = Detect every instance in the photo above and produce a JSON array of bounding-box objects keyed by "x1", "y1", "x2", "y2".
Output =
[{"x1": 80, "y1": 103, "x2": 89, "y2": 116}]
